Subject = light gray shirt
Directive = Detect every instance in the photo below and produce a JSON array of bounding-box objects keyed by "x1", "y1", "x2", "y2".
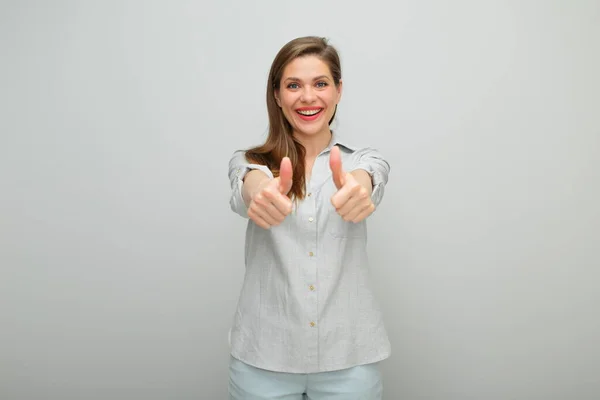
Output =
[{"x1": 227, "y1": 132, "x2": 391, "y2": 373}]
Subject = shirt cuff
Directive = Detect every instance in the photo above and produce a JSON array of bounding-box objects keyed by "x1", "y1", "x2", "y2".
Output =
[
  {"x1": 230, "y1": 163, "x2": 274, "y2": 217},
  {"x1": 351, "y1": 163, "x2": 386, "y2": 207}
]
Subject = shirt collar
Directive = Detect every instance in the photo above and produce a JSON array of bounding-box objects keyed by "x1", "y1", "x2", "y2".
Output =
[{"x1": 321, "y1": 130, "x2": 355, "y2": 154}]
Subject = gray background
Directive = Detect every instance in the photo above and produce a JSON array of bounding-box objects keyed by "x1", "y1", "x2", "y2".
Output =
[{"x1": 1, "y1": 1, "x2": 599, "y2": 399}]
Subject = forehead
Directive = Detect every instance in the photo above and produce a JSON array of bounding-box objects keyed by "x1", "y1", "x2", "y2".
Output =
[{"x1": 282, "y1": 55, "x2": 332, "y2": 80}]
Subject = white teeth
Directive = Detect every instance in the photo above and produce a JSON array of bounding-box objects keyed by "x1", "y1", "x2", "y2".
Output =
[{"x1": 297, "y1": 109, "x2": 321, "y2": 116}]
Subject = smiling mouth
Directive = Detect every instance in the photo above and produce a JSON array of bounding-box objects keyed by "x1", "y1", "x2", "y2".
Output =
[{"x1": 296, "y1": 108, "x2": 323, "y2": 116}]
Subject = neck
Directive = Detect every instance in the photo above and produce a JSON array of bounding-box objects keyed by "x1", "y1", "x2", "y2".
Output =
[{"x1": 293, "y1": 129, "x2": 332, "y2": 158}]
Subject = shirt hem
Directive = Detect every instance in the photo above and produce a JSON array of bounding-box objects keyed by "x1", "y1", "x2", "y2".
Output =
[{"x1": 229, "y1": 350, "x2": 391, "y2": 374}]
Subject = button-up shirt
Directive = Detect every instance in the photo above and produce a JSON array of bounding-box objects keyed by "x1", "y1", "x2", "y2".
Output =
[{"x1": 227, "y1": 132, "x2": 391, "y2": 373}]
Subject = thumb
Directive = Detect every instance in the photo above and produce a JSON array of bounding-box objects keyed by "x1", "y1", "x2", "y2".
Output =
[
  {"x1": 329, "y1": 145, "x2": 345, "y2": 189},
  {"x1": 278, "y1": 156, "x2": 293, "y2": 195}
]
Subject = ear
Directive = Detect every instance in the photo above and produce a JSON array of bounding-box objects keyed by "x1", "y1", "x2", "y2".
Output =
[
  {"x1": 274, "y1": 89, "x2": 281, "y2": 107},
  {"x1": 336, "y1": 79, "x2": 343, "y2": 104}
]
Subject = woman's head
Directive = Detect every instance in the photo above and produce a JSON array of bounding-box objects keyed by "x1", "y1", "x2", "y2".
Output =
[
  {"x1": 267, "y1": 36, "x2": 343, "y2": 142},
  {"x1": 246, "y1": 36, "x2": 343, "y2": 201}
]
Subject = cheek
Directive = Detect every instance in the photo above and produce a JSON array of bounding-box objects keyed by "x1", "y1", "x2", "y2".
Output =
[
  {"x1": 280, "y1": 100, "x2": 297, "y2": 122},
  {"x1": 281, "y1": 101, "x2": 295, "y2": 116},
  {"x1": 280, "y1": 96, "x2": 297, "y2": 111},
  {"x1": 324, "y1": 90, "x2": 339, "y2": 106}
]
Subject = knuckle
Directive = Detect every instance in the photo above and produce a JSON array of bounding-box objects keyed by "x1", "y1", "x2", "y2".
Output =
[
  {"x1": 263, "y1": 188, "x2": 275, "y2": 199},
  {"x1": 266, "y1": 185, "x2": 278, "y2": 195},
  {"x1": 255, "y1": 198, "x2": 270, "y2": 208},
  {"x1": 254, "y1": 194, "x2": 265, "y2": 204}
]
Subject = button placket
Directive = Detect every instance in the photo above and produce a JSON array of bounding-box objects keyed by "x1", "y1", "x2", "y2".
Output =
[{"x1": 302, "y1": 183, "x2": 319, "y2": 365}]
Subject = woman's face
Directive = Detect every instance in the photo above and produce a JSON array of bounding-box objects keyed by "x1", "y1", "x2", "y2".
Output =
[{"x1": 275, "y1": 55, "x2": 342, "y2": 141}]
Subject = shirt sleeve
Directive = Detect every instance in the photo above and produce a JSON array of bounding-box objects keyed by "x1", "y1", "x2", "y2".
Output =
[
  {"x1": 350, "y1": 147, "x2": 391, "y2": 208},
  {"x1": 228, "y1": 150, "x2": 274, "y2": 218}
]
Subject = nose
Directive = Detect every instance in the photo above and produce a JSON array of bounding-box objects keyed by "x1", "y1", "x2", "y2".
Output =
[{"x1": 300, "y1": 86, "x2": 317, "y2": 103}]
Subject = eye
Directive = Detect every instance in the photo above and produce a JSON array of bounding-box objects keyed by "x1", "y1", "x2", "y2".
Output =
[
  {"x1": 316, "y1": 81, "x2": 328, "y2": 88},
  {"x1": 287, "y1": 83, "x2": 299, "y2": 89}
]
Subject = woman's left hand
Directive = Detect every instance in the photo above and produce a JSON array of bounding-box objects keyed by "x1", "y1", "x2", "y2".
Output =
[{"x1": 329, "y1": 146, "x2": 375, "y2": 223}]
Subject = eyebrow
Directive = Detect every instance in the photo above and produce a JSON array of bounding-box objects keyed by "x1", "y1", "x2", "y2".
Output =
[{"x1": 284, "y1": 75, "x2": 331, "y2": 82}]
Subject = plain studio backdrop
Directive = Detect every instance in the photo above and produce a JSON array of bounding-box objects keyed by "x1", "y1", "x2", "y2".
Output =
[{"x1": 1, "y1": 1, "x2": 599, "y2": 399}]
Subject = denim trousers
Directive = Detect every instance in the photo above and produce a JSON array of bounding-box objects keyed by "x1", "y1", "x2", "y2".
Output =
[{"x1": 228, "y1": 355, "x2": 383, "y2": 399}]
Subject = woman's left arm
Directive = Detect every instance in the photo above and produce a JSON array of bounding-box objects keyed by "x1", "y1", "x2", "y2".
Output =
[
  {"x1": 350, "y1": 147, "x2": 391, "y2": 208},
  {"x1": 330, "y1": 146, "x2": 390, "y2": 222},
  {"x1": 350, "y1": 170, "x2": 373, "y2": 196}
]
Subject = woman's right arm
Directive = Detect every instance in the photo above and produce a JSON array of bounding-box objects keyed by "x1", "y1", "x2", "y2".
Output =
[
  {"x1": 228, "y1": 151, "x2": 293, "y2": 228},
  {"x1": 241, "y1": 170, "x2": 271, "y2": 207},
  {"x1": 228, "y1": 150, "x2": 274, "y2": 218}
]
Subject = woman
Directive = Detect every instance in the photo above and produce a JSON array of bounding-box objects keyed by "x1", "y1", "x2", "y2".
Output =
[{"x1": 227, "y1": 36, "x2": 391, "y2": 399}]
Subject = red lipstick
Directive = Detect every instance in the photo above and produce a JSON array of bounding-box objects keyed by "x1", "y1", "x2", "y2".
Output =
[{"x1": 295, "y1": 107, "x2": 323, "y2": 122}]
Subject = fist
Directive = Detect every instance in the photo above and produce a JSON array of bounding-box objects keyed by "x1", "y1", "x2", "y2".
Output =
[
  {"x1": 248, "y1": 157, "x2": 294, "y2": 229},
  {"x1": 329, "y1": 146, "x2": 375, "y2": 223}
]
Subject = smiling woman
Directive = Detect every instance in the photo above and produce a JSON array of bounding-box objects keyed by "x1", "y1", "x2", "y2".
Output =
[
  {"x1": 276, "y1": 58, "x2": 341, "y2": 140},
  {"x1": 241, "y1": 37, "x2": 344, "y2": 202},
  {"x1": 227, "y1": 36, "x2": 391, "y2": 399}
]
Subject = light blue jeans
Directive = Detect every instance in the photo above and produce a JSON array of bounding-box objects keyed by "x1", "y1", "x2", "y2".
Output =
[{"x1": 228, "y1": 356, "x2": 383, "y2": 399}]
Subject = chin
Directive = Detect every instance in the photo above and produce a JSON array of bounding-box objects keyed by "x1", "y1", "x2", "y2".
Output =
[
  {"x1": 294, "y1": 125, "x2": 328, "y2": 137},
  {"x1": 293, "y1": 118, "x2": 331, "y2": 136}
]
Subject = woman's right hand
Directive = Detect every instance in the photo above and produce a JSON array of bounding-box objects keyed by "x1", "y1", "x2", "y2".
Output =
[{"x1": 247, "y1": 157, "x2": 293, "y2": 229}]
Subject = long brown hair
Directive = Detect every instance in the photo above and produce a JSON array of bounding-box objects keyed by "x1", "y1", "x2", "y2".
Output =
[{"x1": 245, "y1": 36, "x2": 342, "y2": 201}]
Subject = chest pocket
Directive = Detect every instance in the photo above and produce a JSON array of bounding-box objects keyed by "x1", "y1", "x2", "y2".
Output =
[
  {"x1": 309, "y1": 146, "x2": 365, "y2": 239},
  {"x1": 328, "y1": 214, "x2": 366, "y2": 239},
  {"x1": 318, "y1": 181, "x2": 366, "y2": 239}
]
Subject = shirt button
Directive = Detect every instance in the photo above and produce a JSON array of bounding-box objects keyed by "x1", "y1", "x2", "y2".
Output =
[
  {"x1": 310, "y1": 321, "x2": 316, "y2": 327},
  {"x1": 308, "y1": 251, "x2": 314, "y2": 257},
  {"x1": 309, "y1": 285, "x2": 315, "y2": 291},
  {"x1": 308, "y1": 217, "x2": 314, "y2": 222}
]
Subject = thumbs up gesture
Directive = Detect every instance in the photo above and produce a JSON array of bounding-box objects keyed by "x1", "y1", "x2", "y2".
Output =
[
  {"x1": 330, "y1": 146, "x2": 375, "y2": 223},
  {"x1": 248, "y1": 157, "x2": 294, "y2": 229}
]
